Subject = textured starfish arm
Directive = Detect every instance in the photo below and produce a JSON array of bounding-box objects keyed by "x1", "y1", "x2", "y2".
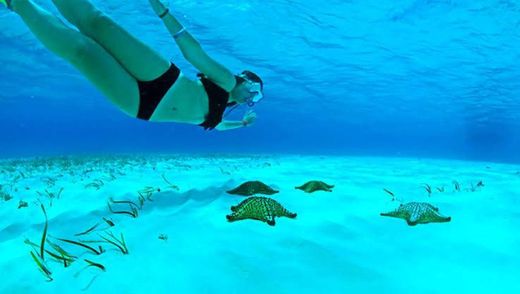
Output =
[
  {"x1": 380, "y1": 210, "x2": 401, "y2": 218},
  {"x1": 227, "y1": 181, "x2": 279, "y2": 196},
  {"x1": 226, "y1": 197, "x2": 296, "y2": 226},
  {"x1": 381, "y1": 202, "x2": 451, "y2": 226},
  {"x1": 295, "y1": 181, "x2": 335, "y2": 193}
]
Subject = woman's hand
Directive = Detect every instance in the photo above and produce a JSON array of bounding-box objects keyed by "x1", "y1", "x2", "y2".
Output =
[
  {"x1": 242, "y1": 110, "x2": 257, "y2": 127},
  {"x1": 149, "y1": 0, "x2": 168, "y2": 17}
]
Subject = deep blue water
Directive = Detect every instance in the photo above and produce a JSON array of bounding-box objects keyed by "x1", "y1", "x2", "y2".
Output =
[{"x1": 1, "y1": 0, "x2": 519, "y2": 162}]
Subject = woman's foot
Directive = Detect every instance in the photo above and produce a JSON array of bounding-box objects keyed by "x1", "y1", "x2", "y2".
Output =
[{"x1": 1, "y1": 0, "x2": 12, "y2": 10}]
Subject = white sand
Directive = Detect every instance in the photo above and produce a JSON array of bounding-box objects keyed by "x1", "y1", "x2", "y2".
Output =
[{"x1": 0, "y1": 154, "x2": 519, "y2": 293}]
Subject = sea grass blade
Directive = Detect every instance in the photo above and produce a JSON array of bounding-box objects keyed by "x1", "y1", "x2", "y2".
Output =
[
  {"x1": 46, "y1": 240, "x2": 77, "y2": 261},
  {"x1": 40, "y1": 204, "x2": 48, "y2": 260},
  {"x1": 108, "y1": 202, "x2": 138, "y2": 218},
  {"x1": 138, "y1": 195, "x2": 145, "y2": 209},
  {"x1": 30, "y1": 251, "x2": 53, "y2": 281},
  {"x1": 161, "y1": 174, "x2": 173, "y2": 186},
  {"x1": 109, "y1": 197, "x2": 139, "y2": 209},
  {"x1": 112, "y1": 209, "x2": 138, "y2": 218},
  {"x1": 99, "y1": 236, "x2": 126, "y2": 254},
  {"x1": 81, "y1": 275, "x2": 99, "y2": 291},
  {"x1": 24, "y1": 239, "x2": 39, "y2": 250},
  {"x1": 56, "y1": 238, "x2": 103, "y2": 255},
  {"x1": 102, "y1": 217, "x2": 115, "y2": 227},
  {"x1": 119, "y1": 233, "x2": 127, "y2": 252},
  {"x1": 75, "y1": 222, "x2": 100, "y2": 236},
  {"x1": 45, "y1": 249, "x2": 74, "y2": 267},
  {"x1": 84, "y1": 259, "x2": 106, "y2": 271},
  {"x1": 99, "y1": 232, "x2": 128, "y2": 254},
  {"x1": 56, "y1": 187, "x2": 64, "y2": 199},
  {"x1": 138, "y1": 186, "x2": 155, "y2": 193},
  {"x1": 383, "y1": 188, "x2": 394, "y2": 196}
]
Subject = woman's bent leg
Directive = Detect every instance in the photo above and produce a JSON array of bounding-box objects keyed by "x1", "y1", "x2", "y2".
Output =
[
  {"x1": 11, "y1": 0, "x2": 141, "y2": 117},
  {"x1": 51, "y1": 0, "x2": 171, "y2": 81}
]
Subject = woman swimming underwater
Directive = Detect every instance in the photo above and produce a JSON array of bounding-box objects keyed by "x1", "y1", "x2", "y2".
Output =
[{"x1": 1, "y1": 0, "x2": 263, "y2": 130}]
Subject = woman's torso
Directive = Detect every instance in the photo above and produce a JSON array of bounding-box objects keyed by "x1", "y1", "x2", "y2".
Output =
[{"x1": 147, "y1": 72, "x2": 209, "y2": 123}]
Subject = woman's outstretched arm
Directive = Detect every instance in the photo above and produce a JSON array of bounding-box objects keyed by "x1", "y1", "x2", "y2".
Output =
[
  {"x1": 149, "y1": 0, "x2": 236, "y2": 91},
  {"x1": 216, "y1": 111, "x2": 257, "y2": 131}
]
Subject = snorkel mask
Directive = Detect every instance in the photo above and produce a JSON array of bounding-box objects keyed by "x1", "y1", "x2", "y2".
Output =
[
  {"x1": 224, "y1": 71, "x2": 264, "y2": 118},
  {"x1": 238, "y1": 73, "x2": 264, "y2": 107}
]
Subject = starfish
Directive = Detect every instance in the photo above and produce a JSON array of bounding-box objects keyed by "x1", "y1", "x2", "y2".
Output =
[
  {"x1": 226, "y1": 196, "x2": 297, "y2": 226},
  {"x1": 226, "y1": 181, "x2": 279, "y2": 196},
  {"x1": 295, "y1": 180, "x2": 334, "y2": 193},
  {"x1": 380, "y1": 202, "x2": 451, "y2": 226}
]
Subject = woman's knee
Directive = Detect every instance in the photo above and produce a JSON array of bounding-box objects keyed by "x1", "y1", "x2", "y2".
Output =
[
  {"x1": 61, "y1": 38, "x2": 98, "y2": 64},
  {"x1": 53, "y1": 0, "x2": 109, "y2": 37},
  {"x1": 77, "y1": 11, "x2": 114, "y2": 37}
]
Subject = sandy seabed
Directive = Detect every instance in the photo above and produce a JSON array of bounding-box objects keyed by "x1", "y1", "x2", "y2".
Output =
[{"x1": 0, "y1": 154, "x2": 519, "y2": 294}]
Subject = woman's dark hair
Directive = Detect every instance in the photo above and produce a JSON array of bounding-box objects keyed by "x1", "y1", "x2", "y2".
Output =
[{"x1": 237, "y1": 70, "x2": 263, "y2": 90}]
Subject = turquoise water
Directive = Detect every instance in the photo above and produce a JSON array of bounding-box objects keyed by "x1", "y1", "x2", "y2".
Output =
[{"x1": 1, "y1": 0, "x2": 519, "y2": 161}]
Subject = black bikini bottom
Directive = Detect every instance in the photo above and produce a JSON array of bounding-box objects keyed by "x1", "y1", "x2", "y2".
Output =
[{"x1": 136, "y1": 63, "x2": 180, "y2": 120}]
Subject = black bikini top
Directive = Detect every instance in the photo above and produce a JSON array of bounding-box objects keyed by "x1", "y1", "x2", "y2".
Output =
[{"x1": 198, "y1": 74, "x2": 236, "y2": 130}]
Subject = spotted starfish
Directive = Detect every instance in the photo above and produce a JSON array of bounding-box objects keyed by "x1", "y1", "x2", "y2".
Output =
[
  {"x1": 226, "y1": 196, "x2": 297, "y2": 226},
  {"x1": 226, "y1": 181, "x2": 279, "y2": 196},
  {"x1": 295, "y1": 180, "x2": 334, "y2": 193},
  {"x1": 380, "y1": 202, "x2": 451, "y2": 226}
]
